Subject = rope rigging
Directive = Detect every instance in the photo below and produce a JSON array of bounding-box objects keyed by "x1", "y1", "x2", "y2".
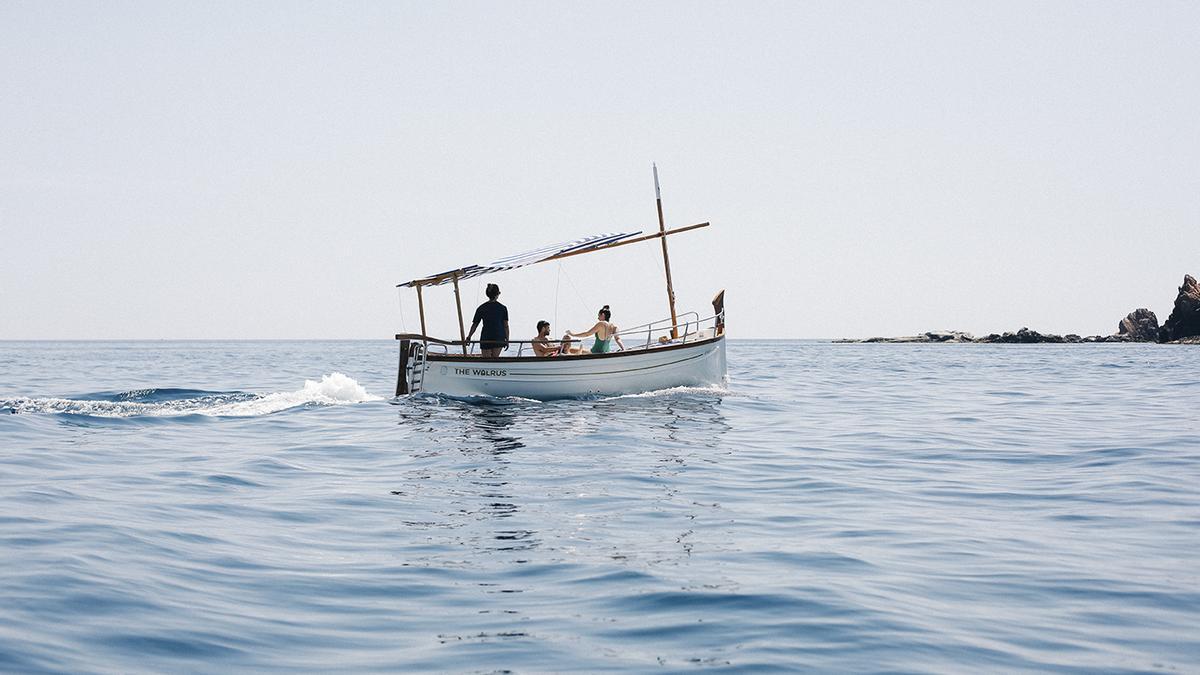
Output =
[{"x1": 554, "y1": 262, "x2": 561, "y2": 331}]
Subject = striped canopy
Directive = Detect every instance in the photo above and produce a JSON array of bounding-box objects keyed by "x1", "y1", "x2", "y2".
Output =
[{"x1": 398, "y1": 231, "x2": 642, "y2": 288}]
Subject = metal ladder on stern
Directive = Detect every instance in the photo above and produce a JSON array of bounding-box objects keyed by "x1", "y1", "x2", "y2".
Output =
[{"x1": 407, "y1": 342, "x2": 427, "y2": 394}]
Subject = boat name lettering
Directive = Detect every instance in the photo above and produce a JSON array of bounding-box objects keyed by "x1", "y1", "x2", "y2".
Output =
[{"x1": 454, "y1": 367, "x2": 508, "y2": 377}]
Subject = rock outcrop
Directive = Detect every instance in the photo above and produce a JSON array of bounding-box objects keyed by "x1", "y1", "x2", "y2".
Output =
[
  {"x1": 1117, "y1": 308, "x2": 1159, "y2": 342},
  {"x1": 839, "y1": 329, "x2": 1118, "y2": 344},
  {"x1": 1158, "y1": 275, "x2": 1200, "y2": 342},
  {"x1": 840, "y1": 328, "x2": 1147, "y2": 344},
  {"x1": 854, "y1": 331, "x2": 975, "y2": 344},
  {"x1": 976, "y1": 327, "x2": 1065, "y2": 343},
  {"x1": 832, "y1": 274, "x2": 1200, "y2": 344}
]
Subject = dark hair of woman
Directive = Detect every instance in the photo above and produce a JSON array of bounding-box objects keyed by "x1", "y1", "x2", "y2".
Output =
[
  {"x1": 486, "y1": 283, "x2": 500, "y2": 300},
  {"x1": 598, "y1": 305, "x2": 611, "y2": 321}
]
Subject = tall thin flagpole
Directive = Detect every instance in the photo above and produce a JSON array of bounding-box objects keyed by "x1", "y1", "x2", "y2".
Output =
[{"x1": 654, "y1": 163, "x2": 680, "y2": 339}]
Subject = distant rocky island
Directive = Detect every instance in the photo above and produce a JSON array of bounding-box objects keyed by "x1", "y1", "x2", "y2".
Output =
[{"x1": 836, "y1": 274, "x2": 1200, "y2": 345}]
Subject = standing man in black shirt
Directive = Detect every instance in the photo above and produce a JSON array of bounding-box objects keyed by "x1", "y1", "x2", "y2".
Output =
[{"x1": 466, "y1": 283, "x2": 509, "y2": 358}]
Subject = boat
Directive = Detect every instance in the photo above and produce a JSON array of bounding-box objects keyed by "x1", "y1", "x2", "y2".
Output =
[{"x1": 394, "y1": 166, "x2": 726, "y2": 399}]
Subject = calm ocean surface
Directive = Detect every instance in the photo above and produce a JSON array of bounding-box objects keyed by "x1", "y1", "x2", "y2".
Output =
[{"x1": 1, "y1": 340, "x2": 1197, "y2": 673}]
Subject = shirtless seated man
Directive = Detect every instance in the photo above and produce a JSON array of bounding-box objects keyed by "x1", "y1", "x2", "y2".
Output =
[{"x1": 531, "y1": 320, "x2": 561, "y2": 357}]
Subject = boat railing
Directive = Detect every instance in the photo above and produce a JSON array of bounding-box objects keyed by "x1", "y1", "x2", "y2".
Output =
[
  {"x1": 395, "y1": 309, "x2": 722, "y2": 358},
  {"x1": 615, "y1": 312, "x2": 699, "y2": 350}
]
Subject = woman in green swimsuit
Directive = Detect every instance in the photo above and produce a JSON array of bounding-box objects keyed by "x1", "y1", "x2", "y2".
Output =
[{"x1": 568, "y1": 305, "x2": 625, "y2": 353}]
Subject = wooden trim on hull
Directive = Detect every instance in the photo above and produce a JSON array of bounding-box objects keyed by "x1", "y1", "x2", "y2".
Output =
[
  {"x1": 422, "y1": 334, "x2": 724, "y2": 364},
  {"x1": 455, "y1": 350, "x2": 710, "y2": 378}
]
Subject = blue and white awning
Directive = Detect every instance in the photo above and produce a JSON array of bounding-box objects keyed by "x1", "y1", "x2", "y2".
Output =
[{"x1": 398, "y1": 231, "x2": 642, "y2": 287}]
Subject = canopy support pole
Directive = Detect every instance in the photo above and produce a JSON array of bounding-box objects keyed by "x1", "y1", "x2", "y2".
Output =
[
  {"x1": 654, "y1": 164, "x2": 680, "y2": 339},
  {"x1": 416, "y1": 283, "x2": 428, "y2": 339},
  {"x1": 451, "y1": 272, "x2": 468, "y2": 355}
]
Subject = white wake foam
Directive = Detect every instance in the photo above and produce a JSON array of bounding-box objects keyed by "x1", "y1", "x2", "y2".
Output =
[
  {"x1": 599, "y1": 384, "x2": 731, "y2": 401},
  {"x1": 205, "y1": 373, "x2": 382, "y2": 416},
  {"x1": 1, "y1": 373, "x2": 382, "y2": 418}
]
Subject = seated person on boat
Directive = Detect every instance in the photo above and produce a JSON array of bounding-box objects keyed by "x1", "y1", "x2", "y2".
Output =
[
  {"x1": 532, "y1": 320, "x2": 561, "y2": 357},
  {"x1": 559, "y1": 333, "x2": 581, "y2": 355},
  {"x1": 568, "y1": 305, "x2": 624, "y2": 353}
]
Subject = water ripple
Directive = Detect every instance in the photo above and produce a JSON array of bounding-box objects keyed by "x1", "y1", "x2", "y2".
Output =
[{"x1": 0, "y1": 340, "x2": 1197, "y2": 671}]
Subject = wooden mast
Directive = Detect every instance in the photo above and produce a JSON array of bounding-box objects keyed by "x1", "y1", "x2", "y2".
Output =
[
  {"x1": 654, "y1": 163, "x2": 680, "y2": 339},
  {"x1": 415, "y1": 283, "x2": 428, "y2": 338},
  {"x1": 451, "y1": 272, "x2": 468, "y2": 354}
]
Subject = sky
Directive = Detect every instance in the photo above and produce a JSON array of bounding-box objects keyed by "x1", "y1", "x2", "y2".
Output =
[{"x1": 2, "y1": 1, "x2": 1197, "y2": 340}]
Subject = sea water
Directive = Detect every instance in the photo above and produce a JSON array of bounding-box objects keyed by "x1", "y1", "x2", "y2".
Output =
[{"x1": 1, "y1": 340, "x2": 1197, "y2": 672}]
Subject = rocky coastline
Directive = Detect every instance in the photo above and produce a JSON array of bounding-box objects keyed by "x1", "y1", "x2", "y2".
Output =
[{"x1": 835, "y1": 274, "x2": 1200, "y2": 345}]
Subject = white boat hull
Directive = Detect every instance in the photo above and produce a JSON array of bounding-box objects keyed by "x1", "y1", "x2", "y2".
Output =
[{"x1": 410, "y1": 336, "x2": 727, "y2": 400}]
